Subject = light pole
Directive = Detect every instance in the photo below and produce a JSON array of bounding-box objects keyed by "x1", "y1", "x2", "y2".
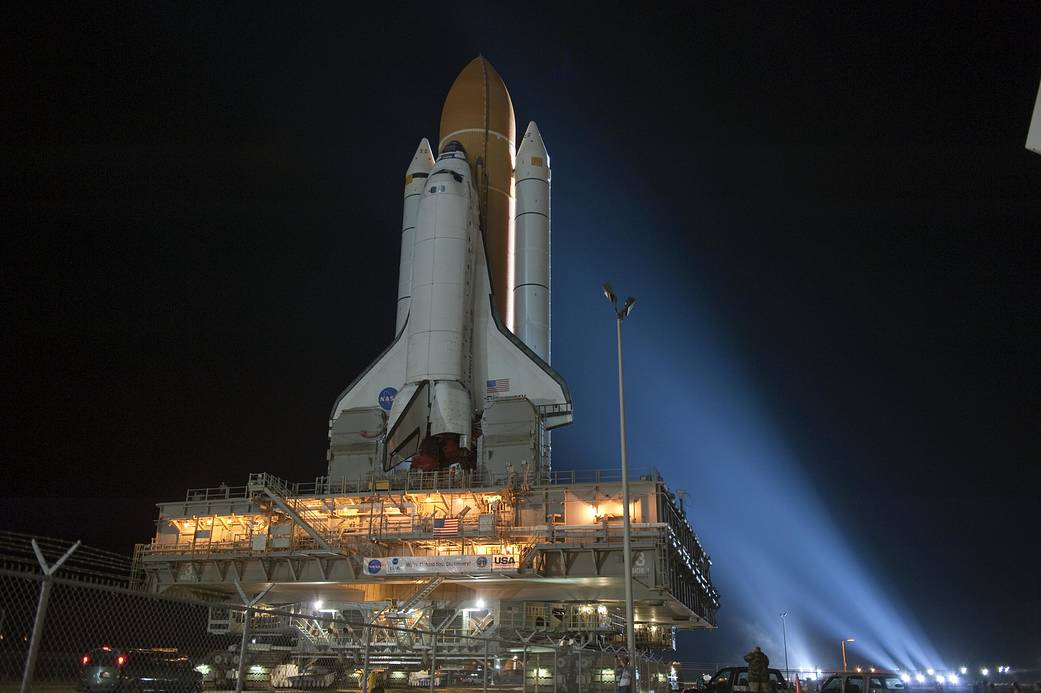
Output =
[
  {"x1": 840, "y1": 639, "x2": 855, "y2": 672},
  {"x1": 603, "y1": 282, "x2": 637, "y2": 690},
  {"x1": 779, "y1": 612, "x2": 789, "y2": 682}
]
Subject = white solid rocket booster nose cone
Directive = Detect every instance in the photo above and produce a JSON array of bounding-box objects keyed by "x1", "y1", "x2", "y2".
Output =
[
  {"x1": 514, "y1": 121, "x2": 551, "y2": 362},
  {"x1": 396, "y1": 138, "x2": 435, "y2": 335},
  {"x1": 408, "y1": 138, "x2": 435, "y2": 176},
  {"x1": 519, "y1": 122, "x2": 548, "y2": 164}
]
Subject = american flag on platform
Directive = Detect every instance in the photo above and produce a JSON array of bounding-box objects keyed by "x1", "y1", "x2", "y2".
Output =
[
  {"x1": 486, "y1": 378, "x2": 511, "y2": 394},
  {"x1": 433, "y1": 517, "x2": 460, "y2": 536}
]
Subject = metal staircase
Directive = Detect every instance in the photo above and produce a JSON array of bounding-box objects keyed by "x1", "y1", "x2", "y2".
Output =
[
  {"x1": 248, "y1": 473, "x2": 336, "y2": 553},
  {"x1": 396, "y1": 576, "x2": 444, "y2": 613},
  {"x1": 518, "y1": 539, "x2": 540, "y2": 570},
  {"x1": 291, "y1": 616, "x2": 333, "y2": 648}
]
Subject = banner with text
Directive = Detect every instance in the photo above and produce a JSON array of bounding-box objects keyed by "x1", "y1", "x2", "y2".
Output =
[{"x1": 364, "y1": 554, "x2": 518, "y2": 575}]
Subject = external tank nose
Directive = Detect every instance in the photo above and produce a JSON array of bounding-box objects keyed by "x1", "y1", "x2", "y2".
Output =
[
  {"x1": 438, "y1": 56, "x2": 515, "y2": 157},
  {"x1": 438, "y1": 56, "x2": 517, "y2": 327}
]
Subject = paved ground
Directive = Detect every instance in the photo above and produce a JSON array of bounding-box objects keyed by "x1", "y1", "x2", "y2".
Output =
[{"x1": 1, "y1": 685, "x2": 533, "y2": 692}]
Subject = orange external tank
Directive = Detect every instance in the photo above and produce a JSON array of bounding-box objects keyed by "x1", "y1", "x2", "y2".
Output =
[{"x1": 439, "y1": 56, "x2": 517, "y2": 330}]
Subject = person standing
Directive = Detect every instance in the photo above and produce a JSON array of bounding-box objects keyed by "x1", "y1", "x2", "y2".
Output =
[
  {"x1": 617, "y1": 656, "x2": 632, "y2": 693},
  {"x1": 745, "y1": 647, "x2": 770, "y2": 693},
  {"x1": 365, "y1": 669, "x2": 381, "y2": 693}
]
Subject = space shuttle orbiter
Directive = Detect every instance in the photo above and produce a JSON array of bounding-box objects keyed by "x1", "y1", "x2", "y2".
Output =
[{"x1": 327, "y1": 57, "x2": 571, "y2": 480}]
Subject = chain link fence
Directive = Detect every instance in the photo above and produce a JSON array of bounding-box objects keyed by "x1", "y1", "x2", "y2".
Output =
[{"x1": 0, "y1": 534, "x2": 674, "y2": 692}]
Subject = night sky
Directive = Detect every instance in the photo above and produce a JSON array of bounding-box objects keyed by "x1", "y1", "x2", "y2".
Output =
[{"x1": 6, "y1": 1, "x2": 1040, "y2": 668}]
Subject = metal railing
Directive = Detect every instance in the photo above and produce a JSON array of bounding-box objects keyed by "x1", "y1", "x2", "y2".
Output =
[
  {"x1": 135, "y1": 522, "x2": 673, "y2": 561},
  {"x1": 182, "y1": 467, "x2": 669, "y2": 502}
]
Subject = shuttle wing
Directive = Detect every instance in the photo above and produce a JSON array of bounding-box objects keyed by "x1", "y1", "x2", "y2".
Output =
[
  {"x1": 329, "y1": 325, "x2": 408, "y2": 423},
  {"x1": 476, "y1": 294, "x2": 572, "y2": 429}
]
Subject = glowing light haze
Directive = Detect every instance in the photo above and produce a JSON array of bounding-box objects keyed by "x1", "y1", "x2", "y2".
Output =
[{"x1": 549, "y1": 192, "x2": 941, "y2": 669}]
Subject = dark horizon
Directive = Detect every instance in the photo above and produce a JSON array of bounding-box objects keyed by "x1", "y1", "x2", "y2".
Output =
[{"x1": 5, "y1": 2, "x2": 1040, "y2": 667}]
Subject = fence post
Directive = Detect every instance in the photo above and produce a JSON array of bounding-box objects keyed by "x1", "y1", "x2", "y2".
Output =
[
  {"x1": 523, "y1": 644, "x2": 529, "y2": 693},
  {"x1": 577, "y1": 647, "x2": 582, "y2": 693},
  {"x1": 235, "y1": 604, "x2": 253, "y2": 693},
  {"x1": 429, "y1": 631, "x2": 437, "y2": 693},
  {"x1": 233, "y1": 578, "x2": 272, "y2": 693},
  {"x1": 21, "y1": 538, "x2": 80, "y2": 693},
  {"x1": 553, "y1": 646, "x2": 558, "y2": 693},
  {"x1": 360, "y1": 621, "x2": 373, "y2": 693},
  {"x1": 483, "y1": 638, "x2": 490, "y2": 693}
]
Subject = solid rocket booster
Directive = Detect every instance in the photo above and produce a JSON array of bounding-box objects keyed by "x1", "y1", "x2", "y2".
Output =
[
  {"x1": 513, "y1": 122, "x2": 551, "y2": 362},
  {"x1": 328, "y1": 58, "x2": 570, "y2": 475},
  {"x1": 396, "y1": 139, "x2": 434, "y2": 334}
]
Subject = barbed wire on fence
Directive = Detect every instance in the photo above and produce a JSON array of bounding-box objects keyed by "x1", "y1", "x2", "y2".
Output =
[{"x1": 0, "y1": 530, "x2": 133, "y2": 585}]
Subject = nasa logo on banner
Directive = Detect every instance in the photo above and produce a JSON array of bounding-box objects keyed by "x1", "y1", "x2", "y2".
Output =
[
  {"x1": 368, "y1": 559, "x2": 383, "y2": 574},
  {"x1": 378, "y1": 387, "x2": 398, "y2": 411},
  {"x1": 476, "y1": 556, "x2": 488, "y2": 568}
]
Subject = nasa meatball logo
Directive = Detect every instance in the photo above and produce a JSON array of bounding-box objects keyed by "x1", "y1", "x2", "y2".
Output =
[
  {"x1": 368, "y1": 559, "x2": 383, "y2": 574},
  {"x1": 476, "y1": 556, "x2": 488, "y2": 568},
  {"x1": 378, "y1": 388, "x2": 398, "y2": 412}
]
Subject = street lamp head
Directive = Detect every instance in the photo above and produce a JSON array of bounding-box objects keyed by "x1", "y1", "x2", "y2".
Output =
[
  {"x1": 621, "y1": 296, "x2": 636, "y2": 319},
  {"x1": 845, "y1": 639, "x2": 855, "y2": 643},
  {"x1": 780, "y1": 611, "x2": 788, "y2": 618},
  {"x1": 602, "y1": 283, "x2": 616, "y2": 306}
]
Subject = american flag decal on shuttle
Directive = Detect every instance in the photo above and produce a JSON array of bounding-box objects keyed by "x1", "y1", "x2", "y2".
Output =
[{"x1": 486, "y1": 379, "x2": 511, "y2": 394}]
